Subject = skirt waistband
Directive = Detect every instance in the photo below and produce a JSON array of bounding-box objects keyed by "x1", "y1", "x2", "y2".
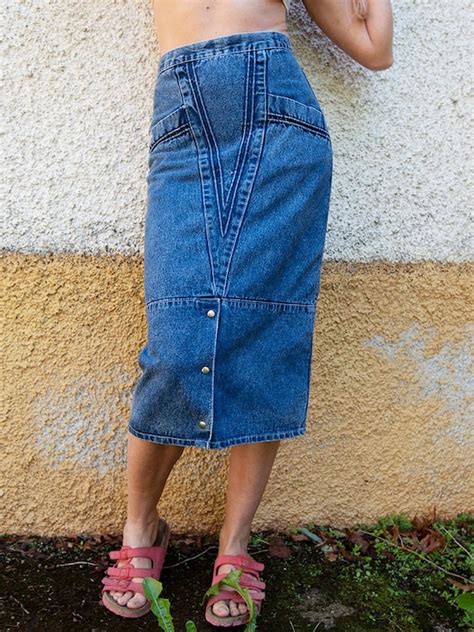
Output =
[{"x1": 158, "y1": 30, "x2": 292, "y2": 74}]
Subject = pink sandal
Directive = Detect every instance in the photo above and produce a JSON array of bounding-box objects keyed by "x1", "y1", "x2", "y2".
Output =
[
  {"x1": 101, "y1": 517, "x2": 170, "y2": 619},
  {"x1": 204, "y1": 553, "x2": 266, "y2": 627}
]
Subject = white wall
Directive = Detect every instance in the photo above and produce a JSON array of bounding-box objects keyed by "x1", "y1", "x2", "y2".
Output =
[{"x1": 3, "y1": 0, "x2": 472, "y2": 261}]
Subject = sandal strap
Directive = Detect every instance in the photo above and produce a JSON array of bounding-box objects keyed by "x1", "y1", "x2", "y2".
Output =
[
  {"x1": 206, "y1": 588, "x2": 266, "y2": 608},
  {"x1": 109, "y1": 548, "x2": 133, "y2": 560},
  {"x1": 102, "y1": 576, "x2": 130, "y2": 590},
  {"x1": 105, "y1": 546, "x2": 167, "y2": 583},
  {"x1": 213, "y1": 554, "x2": 264, "y2": 575},
  {"x1": 109, "y1": 545, "x2": 167, "y2": 563},
  {"x1": 213, "y1": 572, "x2": 265, "y2": 591},
  {"x1": 214, "y1": 565, "x2": 261, "y2": 581},
  {"x1": 106, "y1": 565, "x2": 161, "y2": 580},
  {"x1": 101, "y1": 576, "x2": 146, "y2": 595},
  {"x1": 239, "y1": 576, "x2": 266, "y2": 590}
]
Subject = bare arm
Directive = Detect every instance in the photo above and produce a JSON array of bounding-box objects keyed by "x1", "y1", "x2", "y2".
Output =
[{"x1": 302, "y1": 0, "x2": 393, "y2": 70}]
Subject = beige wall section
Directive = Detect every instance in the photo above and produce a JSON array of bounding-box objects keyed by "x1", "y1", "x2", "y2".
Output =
[{"x1": 2, "y1": 254, "x2": 473, "y2": 535}]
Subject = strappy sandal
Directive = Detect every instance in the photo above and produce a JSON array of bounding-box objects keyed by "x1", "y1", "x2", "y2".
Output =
[
  {"x1": 101, "y1": 517, "x2": 170, "y2": 619},
  {"x1": 204, "y1": 553, "x2": 266, "y2": 627}
]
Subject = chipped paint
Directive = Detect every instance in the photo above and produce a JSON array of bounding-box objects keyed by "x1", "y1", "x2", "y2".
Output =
[
  {"x1": 363, "y1": 323, "x2": 474, "y2": 445},
  {"x1": 33, "y1": 365, "x2": 132, "y2": 476}
]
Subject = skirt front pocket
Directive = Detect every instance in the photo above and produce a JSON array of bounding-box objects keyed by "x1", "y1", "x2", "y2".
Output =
[
  {"x1": 266, "y1": 92, "x2": 330, "y2": 142},
  {"x1": 149, "y1": 104, "x2": 191, "y2": 152}
]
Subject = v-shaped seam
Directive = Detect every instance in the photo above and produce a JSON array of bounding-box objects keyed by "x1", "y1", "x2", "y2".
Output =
[{"x1": 221, "y1": 51, "x2": 255, "y2": 235}]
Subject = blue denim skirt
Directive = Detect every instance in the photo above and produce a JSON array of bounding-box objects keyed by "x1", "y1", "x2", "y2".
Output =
[{"x1": 128, "y1": 30, "x2": 333, "y2": 449}]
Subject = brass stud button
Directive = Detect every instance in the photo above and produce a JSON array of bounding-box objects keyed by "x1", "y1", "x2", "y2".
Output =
[
  {"x1": 207, "y1": 309, "x2": 216, "y2": 318},
  {"x1": 198, "y1": 419, "x2": 207, "y2": 429},
  {"x1": 201, "y1": 366, "x2": 210, "y2": 374}
]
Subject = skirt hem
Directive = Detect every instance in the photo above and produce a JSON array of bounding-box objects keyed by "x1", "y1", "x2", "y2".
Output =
[{"x1": 128, "y1": 423, "x2": 307, "y2": 450}]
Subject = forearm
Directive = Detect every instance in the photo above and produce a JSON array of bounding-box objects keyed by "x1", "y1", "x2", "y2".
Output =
[
  {"x1": 302, "y1": 0, "x2": 393, "y2": 70},
  {"x1": 360, "y1": 0, "x2": 393, "y2": 67}
]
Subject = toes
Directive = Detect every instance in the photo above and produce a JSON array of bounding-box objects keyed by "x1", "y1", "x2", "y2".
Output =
[
  {"x1": 107, "y1": 588, "x2": 146, "y2": 610},
  {"x1": 212, "y1": 600, "x2": 230, "y2": 617},
  {"x1": 126, "y1": 593, "x2": 147, "y2": 609},
  {"x1": 116, "y1": 591, "x2": 133, "y2": 606},
  {"x1": 211, "y1": 597, "x2": 249, "y2": 618},
  {"x1": 229, "y1": 600, "x2": 241, "y2": 617}
]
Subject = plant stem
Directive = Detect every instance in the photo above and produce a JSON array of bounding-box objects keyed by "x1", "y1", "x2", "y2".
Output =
[
  {"x1": 359, "y1": 530, "x2": 469, "y2": 583},
  {"x1": 436, "y1": 525, "x2": 473, "y2": 560}
]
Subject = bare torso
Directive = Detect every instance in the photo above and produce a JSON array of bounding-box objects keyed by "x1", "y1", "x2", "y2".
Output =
[{"x1": 152, "y1": 0, "x2": 288, "y2": 55}]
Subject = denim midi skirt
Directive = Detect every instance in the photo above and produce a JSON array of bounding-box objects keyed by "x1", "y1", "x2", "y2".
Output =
[{"x1": 128, "y1": 30, "x2": 333, "y2": 449}]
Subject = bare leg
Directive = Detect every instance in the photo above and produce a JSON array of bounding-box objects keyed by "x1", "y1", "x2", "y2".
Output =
[
  {"x1": 211, "y1": 440, "x2": 280, "y2": 618},
  {"x1": 109, "y1": 432, "x2": 184, "y2": 609}
]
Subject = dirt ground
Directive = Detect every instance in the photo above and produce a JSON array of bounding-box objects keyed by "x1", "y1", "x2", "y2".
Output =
[{"x1": 1, "y1": 530, "x2": 462, "y2": 632}]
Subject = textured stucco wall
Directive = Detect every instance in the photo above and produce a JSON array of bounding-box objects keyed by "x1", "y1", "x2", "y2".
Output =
[
  {"x1": 3, "y1": 256, "x2": 473, "y2": 534},
  {"x1": 2, "y1": 0, "x2": 473, "y2": 535},
  {"x1": 3, "y1": 0, "x2": 472, "y2": 259}
]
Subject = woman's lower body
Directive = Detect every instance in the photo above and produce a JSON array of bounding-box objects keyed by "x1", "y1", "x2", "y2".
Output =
[{"x1": 107, "y1": 30, "x2": 333, "y2": 623}]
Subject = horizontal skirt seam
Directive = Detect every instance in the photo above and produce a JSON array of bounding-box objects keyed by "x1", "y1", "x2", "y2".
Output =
[{"x1": 145, "y1": 295, "x2": 316, "y2": 313}]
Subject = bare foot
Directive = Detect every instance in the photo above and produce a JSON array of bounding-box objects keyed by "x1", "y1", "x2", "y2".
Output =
[{"x1": 108, "y1": 513, "x2": 160, "y2": 610}]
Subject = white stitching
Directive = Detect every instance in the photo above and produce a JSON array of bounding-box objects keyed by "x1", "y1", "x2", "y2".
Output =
[
  {"x1": 149, "y1": 124, "x2": 190, "y2": 150},
  {"x1": 267, "y1": 113, "x2": 330, "y2": 140}
]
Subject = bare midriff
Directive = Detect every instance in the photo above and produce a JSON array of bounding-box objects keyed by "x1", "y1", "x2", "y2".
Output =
[{"x1": 152, "y1": 0, "x2": 289, "y2": 55}]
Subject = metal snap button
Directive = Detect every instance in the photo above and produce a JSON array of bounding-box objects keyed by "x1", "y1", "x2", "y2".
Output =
[
  {"x1": 201, "y1": 366, "x2": 210, "y2": 374},
  {"x1": 207, "y1": 309, "x2": 216, "y2": 318},
  {"x1": 198, "y1": 419, "x2": 207, "y2": 429}
]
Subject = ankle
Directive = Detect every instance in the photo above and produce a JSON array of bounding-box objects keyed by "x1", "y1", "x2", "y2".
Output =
[
  {"x1": 124, "y1": 509, "x2": 160, "y2": 531},
  {"x1": 218, "y1": 526, "x2": 250, "y2": 555}
]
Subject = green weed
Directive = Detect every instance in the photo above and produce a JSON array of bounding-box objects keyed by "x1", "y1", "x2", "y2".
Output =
[{"x1": 144, "y1": 567, "x2": 258, "y2": 631}]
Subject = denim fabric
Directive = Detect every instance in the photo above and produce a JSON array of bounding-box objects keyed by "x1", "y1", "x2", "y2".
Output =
[{"x1": 128, "y1": 30, "x2": 333, "y2": 449}]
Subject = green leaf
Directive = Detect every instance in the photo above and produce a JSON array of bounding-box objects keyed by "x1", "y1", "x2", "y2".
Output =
[
  {"x1": 143, "y1": 577, "x2": 163, "y2": 601},
  {"x1": 202, "y1": 568, "x2": 242, "y2": 604},
  {"x1": 456, "y1": 591, "x2": 474, "y2": 618},
  {"x1": 185, "y1": 621, "x2": 198, "y2": 632},
  {"x1": 143, "y1": 577, "x2": 175, "y2": 632}
]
